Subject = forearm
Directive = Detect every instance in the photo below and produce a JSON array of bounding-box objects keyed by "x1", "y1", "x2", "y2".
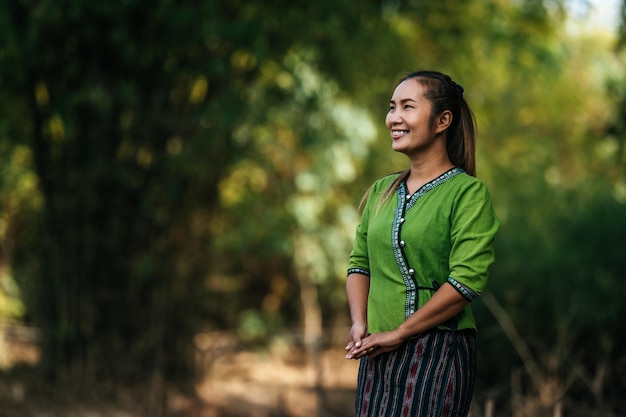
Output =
[
  {"x1": 396, "y1": 282, "x2": 468, "y2": 340},
  {"x1": 346, "y1": 273, "x2": 370, "y2": 325},
  {"x1": 346, "y1": 279, "x2": 469, "y2": 359}
]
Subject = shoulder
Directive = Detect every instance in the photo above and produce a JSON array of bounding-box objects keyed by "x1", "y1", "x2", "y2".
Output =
[
  {"x1": 444, "y1": 173, "x2": 496, "y2": 214},
  {"x1": 359, "y1": 172, "x2": 403, "y2": 212},
  {"x1": 449, "y1": 171, "x2": 483, "y2": 186},
  {"x1": 371, "y1": 172, "x2": 402, "y2": 190},
  {"x1": 448, "y1": 172, "x2": 492, "y2": 195},
  {"x1": 364, "y1": 172, "x2": 403, "y2": 199}
]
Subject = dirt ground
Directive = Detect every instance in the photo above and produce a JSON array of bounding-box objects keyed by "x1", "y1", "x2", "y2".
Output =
[
  {"x1": 4, "y1": 326, "x2": 619, "y2": 417},
  {"x1": 0, "y1": 326, "x2": 360, "y2": 417},
  {"x1": 195, "y1": 346, "x2": 359, "y2": 417}
]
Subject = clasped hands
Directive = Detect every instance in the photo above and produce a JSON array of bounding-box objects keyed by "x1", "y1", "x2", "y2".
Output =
[{"x1": 345, "y1": 324, "x2": 405, "y2": 360}]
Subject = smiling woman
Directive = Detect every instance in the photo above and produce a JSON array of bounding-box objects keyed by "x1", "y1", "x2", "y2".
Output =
[{"x1": 345, "y1": 70, "x2": 500, "y2": 417}]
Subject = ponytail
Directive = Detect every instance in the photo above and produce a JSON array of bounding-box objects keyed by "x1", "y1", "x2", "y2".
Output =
[{"x1": 447, "y1": 98, "x2": 476, "y2": 176}]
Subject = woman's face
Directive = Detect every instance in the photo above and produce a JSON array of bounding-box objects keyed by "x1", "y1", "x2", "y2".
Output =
[{"x1": 385, "y1": 79, "x2": 441, "y2": 157}]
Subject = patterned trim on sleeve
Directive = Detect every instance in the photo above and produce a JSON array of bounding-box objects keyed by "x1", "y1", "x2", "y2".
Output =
[
  {"x1": 447, "y1": 277, "x2": 479, "y2": 302},
  {"x1": 347, "y1": 268, "x2": 370, "y2": 277}
]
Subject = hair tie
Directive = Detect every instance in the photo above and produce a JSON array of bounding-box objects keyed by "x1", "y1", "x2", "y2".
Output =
[{"x1": 455, "y1": 83, "x2": 464, "y2": 97}]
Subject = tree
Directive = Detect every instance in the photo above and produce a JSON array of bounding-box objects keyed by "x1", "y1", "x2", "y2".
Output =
[{"x1": 0, "y1": 0, "x2": 401, "y2": 389}]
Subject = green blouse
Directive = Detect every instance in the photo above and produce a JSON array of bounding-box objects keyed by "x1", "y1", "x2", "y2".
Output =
[{"x1": 347, "y1": 168, "x2": 500, "y2": 333}]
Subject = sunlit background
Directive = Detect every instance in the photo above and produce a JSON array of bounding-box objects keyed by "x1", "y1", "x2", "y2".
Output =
[{"x1": 0, "y1": 0, "x2": 625, "y2": 416}]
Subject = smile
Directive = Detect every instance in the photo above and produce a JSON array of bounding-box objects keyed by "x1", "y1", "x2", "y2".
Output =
[{"x1": 391, "y1": 130, "x2": 409, "y2": 139}]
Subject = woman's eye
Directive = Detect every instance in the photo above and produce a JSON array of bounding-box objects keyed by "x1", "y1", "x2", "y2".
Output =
[{"x1": 404, "y1": 105, "x2": 413, "y2": 109}]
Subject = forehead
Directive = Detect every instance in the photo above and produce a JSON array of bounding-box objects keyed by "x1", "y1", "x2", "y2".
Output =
[{"x1": 390, "y1": 78, "x2": 427, "y2": 101}]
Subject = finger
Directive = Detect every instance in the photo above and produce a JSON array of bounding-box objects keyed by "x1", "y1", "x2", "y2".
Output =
[
  {"x1": 368, "y1": 344, "x2": 399, "y2": 358},
  {"x1": 349, "y1": 344, "x2": 371, "y2": 359},
  {"x1": 367, "y1": 346, "x2": 383, "y2": 359},
  {"x1": 345, "y1": 347, "x2": 357, "y2": 359},
  {"x1": 346, "y1": 344, "x2": 366, "y2": 359}
]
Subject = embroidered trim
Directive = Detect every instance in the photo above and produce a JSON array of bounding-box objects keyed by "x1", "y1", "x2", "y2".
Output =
[
  {"x1": 447, "y1": 277, "x2": 479, "y2": 301},
  {"x1": 347, "y1": 267, "x2": 370, "y2": 277},
  {"x1": 392, "y1": 183, "x2": 416, "y2": 320},
  {"x1": 405, "y1": 167, "x2": 464, "y2": 210}
]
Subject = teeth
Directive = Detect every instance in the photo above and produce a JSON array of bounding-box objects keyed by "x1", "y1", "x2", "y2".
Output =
[{"x1": 392, "y1": 130, "x2": 409, "y2": 138}]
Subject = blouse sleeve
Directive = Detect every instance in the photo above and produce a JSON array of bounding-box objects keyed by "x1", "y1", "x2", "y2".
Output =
[
  {"x1": 447, "y1": 180, "x2": 500, "y2": 301},
  {"x1": 346, "y1": 183, "x2": 379, "y2": 277}
]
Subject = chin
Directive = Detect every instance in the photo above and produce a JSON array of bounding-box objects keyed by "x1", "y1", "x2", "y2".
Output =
[{"x1": 391, "y1": 143, "x2": 409, "y2": 155}]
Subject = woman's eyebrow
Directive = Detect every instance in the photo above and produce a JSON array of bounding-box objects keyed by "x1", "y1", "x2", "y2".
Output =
[{"x1": 389, "y1": 98, "x2": 417, "y2": 104}]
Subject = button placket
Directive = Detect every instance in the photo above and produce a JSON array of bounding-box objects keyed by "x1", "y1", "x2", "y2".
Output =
[
  {"x1": 395, "y1": 185, "x2": 417, "y2": 317},
  {"x1": 392, "y1": 168, "x2": 465, "y2": 320}
]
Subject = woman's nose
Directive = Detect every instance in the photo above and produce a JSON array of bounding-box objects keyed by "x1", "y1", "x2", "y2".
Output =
[{"x1": 386, "y1": 111, "x2": 402, "y2": 125}]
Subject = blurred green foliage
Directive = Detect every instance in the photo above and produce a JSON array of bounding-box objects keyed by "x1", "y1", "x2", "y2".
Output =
[{"x1": 0, "y1": 0, "x2": 625, "y2": 414}]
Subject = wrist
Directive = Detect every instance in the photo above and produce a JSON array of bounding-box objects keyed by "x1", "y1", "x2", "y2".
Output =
[
  {"x1": 351, "y1": 314, "x2": 367, "y2": 326},
  {"x1": 395, "y1": 324, "x2": 412, "y2": 342},
  {"x1": 352, "y1": 320, "x2": 367, "y2": 329}
]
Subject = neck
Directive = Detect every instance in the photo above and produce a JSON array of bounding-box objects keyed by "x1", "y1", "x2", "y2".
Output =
[{"x1": 405, "y1": 155, "x2": 454, "y2": 194}]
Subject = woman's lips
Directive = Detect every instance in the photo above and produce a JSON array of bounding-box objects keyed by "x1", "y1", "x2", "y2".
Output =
[{"x1": 391, "y1": 130, "x2": 409, "y2": 139}]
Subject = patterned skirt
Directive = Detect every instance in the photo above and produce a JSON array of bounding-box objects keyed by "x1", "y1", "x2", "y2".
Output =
[{"x1": 355, "y1": 328, "x2": 476, "y2": 417}]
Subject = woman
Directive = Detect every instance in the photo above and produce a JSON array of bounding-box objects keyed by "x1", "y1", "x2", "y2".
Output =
[{"x1": 345, "y1": 70, "x2": 499, "y2": 417}]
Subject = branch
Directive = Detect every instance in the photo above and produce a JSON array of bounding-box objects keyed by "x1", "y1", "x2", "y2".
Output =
[{"x1": 481, "y1": 291, "x2": 545, "y2": 390}]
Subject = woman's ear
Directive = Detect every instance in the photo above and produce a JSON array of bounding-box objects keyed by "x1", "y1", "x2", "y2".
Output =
[{"x1": 435, "y1": 110, "x2": 453, "y2": 134}]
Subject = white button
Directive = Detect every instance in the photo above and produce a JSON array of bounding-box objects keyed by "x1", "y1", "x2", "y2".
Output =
[
  {"x1": 408, "y1": 269, "x2": 415, "y2": 275},
  {"x1": 400, "y1": 240, "x2": 405, "y2": 247},
  {"x1": 405, "y1": 194, "x2": 411, "y2": 200},
  {"x1": 400, "y1": 217, "x2": 405, "y2": 223}
]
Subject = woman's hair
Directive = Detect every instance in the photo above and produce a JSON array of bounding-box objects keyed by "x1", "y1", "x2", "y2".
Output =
[{"x1": 362, "y1": 70, "x2": 477, "y2": 211}]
